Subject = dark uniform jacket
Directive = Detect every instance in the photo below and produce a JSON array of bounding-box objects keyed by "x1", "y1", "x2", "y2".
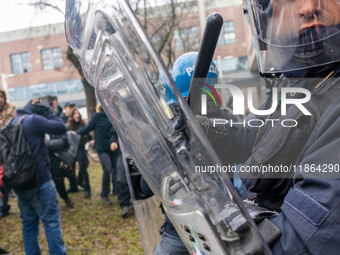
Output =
[
  {"x1": 269, "y1": 94, "x2": 340, "y2": 254},
  {"x1": 202, "y1": 63, "x2": 340, "y2": 254},
  {"x1": 224, "y1": 64, "x2": 340, "y2": 254}
]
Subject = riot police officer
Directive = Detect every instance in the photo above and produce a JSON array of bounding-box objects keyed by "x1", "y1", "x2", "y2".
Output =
[
  {"x1": 201, "y1": 0, "x2": 340, "y2": 253},
  {"x1": 153, "y1": 52, "x2": 219, "y2": 255}
]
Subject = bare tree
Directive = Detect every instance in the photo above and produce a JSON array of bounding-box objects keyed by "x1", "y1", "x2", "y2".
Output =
[
  {"x1": 28, "y1": 0, "x2": 197, "y2": 117},
  {"x1": 25, "y1": 0, "x2": 96, "y2": 119},
  {"x1": 130, "y1": 0, "x2": 198, "y2": 68},
  {"x1": 66, "y1": 47, "x2": 96, "y2": 119}
]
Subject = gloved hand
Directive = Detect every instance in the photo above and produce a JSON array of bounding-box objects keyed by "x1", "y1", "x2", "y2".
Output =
[
  {"x1": 196, "y1": 115, "x2": 231, "y2": 140},
  {"x1": 195, "y1": 115, "x2": 233, "y2": 166},
  {"x1": 169, "y1": 102, "x2": 187, "y2": 132},
  {"x1": 33, "y1": 101, "x2": 53, "y2": 116},
  {"x1": 220, "y1": 200, "x2": 280, "y2": 254},
  {"x1": 25, "y1": 99, "x2": 53, "y2": 116}
]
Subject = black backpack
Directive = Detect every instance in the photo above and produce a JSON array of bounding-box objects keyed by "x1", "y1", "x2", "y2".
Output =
[{"x1": 0, "y1": 115, "x2": 38, "y2": 189}]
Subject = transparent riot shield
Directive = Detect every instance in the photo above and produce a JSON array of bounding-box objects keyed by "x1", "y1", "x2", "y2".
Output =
[
  {"x1": 65, "y1": 1, "x2": 279, "y2": 254},
  {"x1": 119, "y1": 138, "x2": 163, "y2": 255}
]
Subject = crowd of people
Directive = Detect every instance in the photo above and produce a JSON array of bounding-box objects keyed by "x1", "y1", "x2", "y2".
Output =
[{"x1": 0, "y1": 93, "x2": 133, "y2": 254}]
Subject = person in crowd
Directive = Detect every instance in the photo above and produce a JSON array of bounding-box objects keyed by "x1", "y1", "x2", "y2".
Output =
[
  {"x1": 0, "y1": 90, "x2": 16, "y2": 218},
  {"x1": 66, "y1": 108, "x2": 91, "y2": 198},
  {"x1": 0, "y1": 90, "x2": 16, "y2": 129},
  {"x1": 60, "y1": 102, "x2": 78, "y2": 192},
  {"x1": 50, "y1": 96, "x2": 63, "y2": 116},
  {"x1": 0, "y1": 158, "x2": 9, "y2": 219},
  {"x1": 0, "y1": 161, "x2": 9, "y2": 254},
  {"x1": 76, "y1": 103, "x2": 132, "y2": 217},
  {"x1": 60, "y1": 102, "x2": 75, "y2": 123},
  {"x1": 45, "y1": 133, "x2": 75, "y2": 208},
  {"x1": 13, "y1": 98, "x2": 67, "y2": 255}
]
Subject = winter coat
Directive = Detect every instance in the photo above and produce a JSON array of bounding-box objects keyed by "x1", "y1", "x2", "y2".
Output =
[{"x1": 76, "y1": 111, "x2": 118, "y2": 153}]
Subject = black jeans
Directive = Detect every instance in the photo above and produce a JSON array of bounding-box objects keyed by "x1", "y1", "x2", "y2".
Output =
[
  {"x1": 76, "y1": 146, "x2": 91, "y2": 193},
  {"x1": 98, "y1": 150, "x2": 131, "y2": 207},
  {"x1": 0, "y1": 184, "x2": 9, "y2": 215},
  {"x1": 49, "y1": 156, "x2": 69, "y2": 202},
  {"x1": 65, "y1": 167, "x2": 78, "y2": 192}
]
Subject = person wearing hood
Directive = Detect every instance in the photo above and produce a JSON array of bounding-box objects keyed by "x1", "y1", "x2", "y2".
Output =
[{"x1": 13, "y1": 99, "x2": 68, "y2": 255}]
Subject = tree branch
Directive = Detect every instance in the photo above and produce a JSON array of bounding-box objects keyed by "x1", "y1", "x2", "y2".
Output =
[{"x1": 28, "y1": 2, "x2": 64, "y2": 16}]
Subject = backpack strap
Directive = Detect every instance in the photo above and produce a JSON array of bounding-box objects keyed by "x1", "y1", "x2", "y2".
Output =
[{"x1": 17, "y1": 114, "x2": 28, "y2": 125}]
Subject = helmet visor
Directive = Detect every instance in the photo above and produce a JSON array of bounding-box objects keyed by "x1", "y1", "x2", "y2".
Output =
[{"x1": 244, "y1": 0, "x2": 340, "y2": 73}]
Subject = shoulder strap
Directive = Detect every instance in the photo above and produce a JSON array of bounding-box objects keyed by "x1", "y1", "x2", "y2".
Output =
[{"x1": 17, "y1": 114, "x2": 28, "y2": 125}]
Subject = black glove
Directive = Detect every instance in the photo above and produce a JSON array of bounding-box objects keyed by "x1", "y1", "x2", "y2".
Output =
[
  {"x1": 196, "y1": 115, "x2": 233, "y2": 166},
  {"x1": 33, "y1": 102, "x2": 53, "y2": 116},
  {"x1": 25, "y1": 100, "x2": 53, "y2": 116}
]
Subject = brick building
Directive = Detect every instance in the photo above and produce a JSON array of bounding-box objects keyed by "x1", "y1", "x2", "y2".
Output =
[
  {"x1": 0, "y1": 0, "x2": 262, "y2": 109},
  {"x1": 0, "y1": 23, "x2": 84, "y2": 108}
]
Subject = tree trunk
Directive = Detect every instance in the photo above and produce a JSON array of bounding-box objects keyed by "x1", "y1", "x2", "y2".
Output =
[
  {"x1": 66, "y1": 47, "x2": 96, "y2": 119},
  {"x1": 81, "y1": 78, "x2": 96, "y2": 120}
]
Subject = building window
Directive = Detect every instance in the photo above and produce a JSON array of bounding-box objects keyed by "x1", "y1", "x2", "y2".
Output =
[
  {"x1": 41, "y1": 47, "x2": 63, "y2": 70},
  {"x1": 174, "y1": 26, "x2": 198, "y2": 51},
  {"x1": 8, "y1": 79, "x2": 84, "y2": 102},
  {"x1": 221, "y1": 56, "x2": 248, "y2": 74},
  {"x1": 218, "y1": 21, "x2": 236, "y2": 45},
  {"x1": 10, "y1": 52, "x2": 31, "y2": 74}
]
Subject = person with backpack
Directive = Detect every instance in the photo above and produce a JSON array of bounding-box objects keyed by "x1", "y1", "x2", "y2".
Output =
[{"x1": 10, "y1": 99, "x2": 68, "y2": 255}]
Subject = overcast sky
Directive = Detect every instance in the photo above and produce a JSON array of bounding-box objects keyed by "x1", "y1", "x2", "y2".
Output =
[
  {"x1": 0, "y1": 0, "x2": 65, "y2": 33},
  {"x1": 0, "y1": 0, "x2": 190, "y2": 33}
]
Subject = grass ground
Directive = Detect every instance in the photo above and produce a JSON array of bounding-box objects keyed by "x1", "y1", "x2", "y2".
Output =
[{"x1": 0, "y1": 162, "x2": 145, "y2": 255}]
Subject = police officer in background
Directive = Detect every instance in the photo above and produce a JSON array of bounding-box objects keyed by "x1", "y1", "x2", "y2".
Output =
[
  {"x1": 151, "y1": 52, "x2": 220, "y2": 255},
  {"x1": 200, "y1": 0, "x2": 340, "y2": 253}
]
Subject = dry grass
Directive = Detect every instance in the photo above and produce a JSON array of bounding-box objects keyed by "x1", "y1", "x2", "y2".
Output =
[{"x1": 0, "y1": 162, "x2": 144, "y2": 255}]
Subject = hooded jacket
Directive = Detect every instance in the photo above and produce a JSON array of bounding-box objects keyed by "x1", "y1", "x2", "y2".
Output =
[{"x1": 13, "y1": 103, "x2": 67, "y2": 187}]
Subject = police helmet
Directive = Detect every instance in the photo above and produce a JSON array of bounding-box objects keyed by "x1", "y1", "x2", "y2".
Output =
[{"x1": 171, "y1": 52, "x2": 218, "y2": 98}]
